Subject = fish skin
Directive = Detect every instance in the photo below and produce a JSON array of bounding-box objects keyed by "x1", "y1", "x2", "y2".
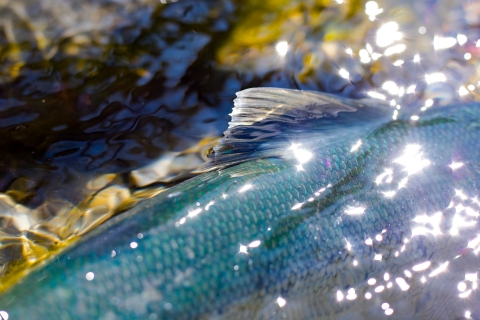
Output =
[{"x1": 2, "y1": 95, "x2": 480, "y2": 319}]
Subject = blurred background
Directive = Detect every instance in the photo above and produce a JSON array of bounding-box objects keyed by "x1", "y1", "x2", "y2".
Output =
[{"x1": 0, "y1": 0, "x2": 479, "y2": 287}]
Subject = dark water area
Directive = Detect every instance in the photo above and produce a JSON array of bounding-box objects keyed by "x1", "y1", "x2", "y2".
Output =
[{"x1": 0, "y1": 1, "x2": 240, "y2": 207}]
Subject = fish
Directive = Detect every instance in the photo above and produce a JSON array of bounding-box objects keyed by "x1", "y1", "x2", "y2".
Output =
[{"x1": 1, "y1": 87, "x2": 480, "y2": 319}]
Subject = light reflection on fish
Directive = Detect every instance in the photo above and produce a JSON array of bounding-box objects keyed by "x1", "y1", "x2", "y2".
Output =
[{"x1": 1, "y1": 87, "x2": 480, "y2": 319}]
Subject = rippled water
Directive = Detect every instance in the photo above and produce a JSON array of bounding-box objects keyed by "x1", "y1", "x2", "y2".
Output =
[{"x1": 0, "y1": 0, "x2": 479, "y2": 300}]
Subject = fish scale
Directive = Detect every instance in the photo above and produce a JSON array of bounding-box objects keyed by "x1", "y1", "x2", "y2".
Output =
[{"x1": 2, "y1": 89, "x2": 480, "y2": 319}]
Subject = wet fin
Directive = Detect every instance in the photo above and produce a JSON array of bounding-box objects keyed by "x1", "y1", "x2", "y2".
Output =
[{"x1": 202, "y1": 87, "x2": 390, "y2": 170}]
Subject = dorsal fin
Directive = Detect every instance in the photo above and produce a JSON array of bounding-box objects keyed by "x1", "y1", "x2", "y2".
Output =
[{"x1": 200, "y1": 87, "x2": 391, "y2": 170}]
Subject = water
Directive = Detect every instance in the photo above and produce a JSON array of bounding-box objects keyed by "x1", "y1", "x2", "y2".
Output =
[{"x1": 0, "y1": 0, "x2": 479, "y2": 303}]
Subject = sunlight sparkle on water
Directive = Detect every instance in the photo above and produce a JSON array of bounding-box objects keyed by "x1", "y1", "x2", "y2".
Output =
[
  {"x1": 429, "y1": 261, "x2": 449, "y2": 277},
  {"x1": 458, "y1": 281, "x2": 467, "y2": 292},
  {"x1": 238, "y1": 244, "x2": 248, "y2": 254},
  {"x1": 459, "y1": 86, "x2": 469, "y2": 96},
  {"x1": 345, "y1": 238, "x2": 353, "y2": 251},
  {"x1": 359, "y1": 49, "x2": 371, "y2": 63},
  {"x1": 275, "y1": 41, "x2": 289, "y2": 56},
  {"x1": 395, "y1": 277, "x2": 410, "y2": 291},
  {"x1": 455, "y1": 189, "x2": 468, "y2": 200},
  {"x1": 384, "y1": 44, "x2": 406, "y2": 56},
  {"x1": 449, "y1": 162, "x2": 464, "y2": 170},
  {"x1": 425, "y1": 73, "x2": 447, "y2": 84},
  {"x1": 382, "y1": 190, "x2": 396, "y2": 198},
  {"x1": 188, "y1": 208, "x2": 202, "y2": 218},
  {"x1": 375, "y1": 285, "x2": 385, "y2": 293},
  {"x1": 450, "y1": 213, "x2": 476, "y2": 235},
  {"x1": 248, "y1": 240, "x2": 261, "y2": 248},
  {"x1": 295, "y1": 164, "x2": 305, "y2": 171},
  {"x1": 289, "y1": 143, "x2": 313, "y2": 165},
  {"x1": 394, "y1": 144, "x2": 430, "y2": 175},
  {"x1": 457, "y1": 34, "x2": 467, "y2": 45},
  {"x1": 365, "y1": 1, "x2": 383, "y2": 20},
  {"x1": 467, "y1": 235, "x2": 480, "y2": 252},
  {"x1": 350, "y1": 140, "x2": 362, "y2": 152},
  {"x1": 239, "y1": 184, "x2": 253, "y2": 193},
  {"x1": 376, "y1": 22, "x2": 402, "y2": 47},
  {"x1": 336, "y1": 290, "x2": 344, "y2": 301},
  {"x1": 205, "y1": 201, "x2": 215, "y2": 210},
  {"x1": 465, "y1": 273, "x2": 477, "y2": 282},
  {"x1": 291, "y1": 202, "x2": 304, "y2": 210},
  {"x1": 412, "y1": 212, "x2": 442, "y2": 236},
  {"x1": 276, "y1": 297, "x2": 286, "y2": 307},
  {"x1": 367, "y1": 91, "x2": 386, "y2": 100},
  {"x1": 412, "y1": 261, "x2": 431, "y2": 272},
  {"x1": 346, "y1": 288, "x2": 357, "y2": 300},
  {"x1": 294, "y1": 148, "x2": 313, "y2": 164},
  {"x1": 339, "y1": 68, "x2": 349, "y2": 79},
  {"x1": 382, "y1": 81, "x2": 399, "y2": 95},
  {"x1": 393, "y1": 60, "x2": 404, "y2": 66},
  {"x1": 459, "y1": 289, "x2": 472, "y2": 298},
  {"x1": 433, "y1": 36, "x2": 457, "y2": 50},
  {"x1": 345, "y1": 205, "x2": 366, "y2": 215}
]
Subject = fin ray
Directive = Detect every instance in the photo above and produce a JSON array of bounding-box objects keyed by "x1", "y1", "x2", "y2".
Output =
[{"x1": 201, "y1": 87, "x2": 390, "y2": 170}]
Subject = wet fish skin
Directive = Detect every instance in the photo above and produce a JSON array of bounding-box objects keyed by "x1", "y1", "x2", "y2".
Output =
[{"x1": 1, "y1": 90, "x2": 480, "y2": 319}]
